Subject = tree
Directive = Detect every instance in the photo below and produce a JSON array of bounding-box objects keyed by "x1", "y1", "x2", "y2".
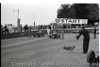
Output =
[
  {"x1": 57, "y1": 3, "x2": 99, "y2": 25},
  {"x1": 57, "y1": 4, "x2": 76, "y2": 18},
  {"x1": 73, "y1": 3, "x2": 99, "y2": 25}
]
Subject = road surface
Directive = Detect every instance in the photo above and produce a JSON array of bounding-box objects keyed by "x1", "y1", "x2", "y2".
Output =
[{"x1": 1, "y1": 34, "x2": 99, "y2": 67}]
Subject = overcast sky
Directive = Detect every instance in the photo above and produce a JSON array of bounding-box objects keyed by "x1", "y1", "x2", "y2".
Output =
[
  {"x1": 1, "y1": 0, "x2": 99, "y2": 26},
  {"x1": 1, "y1": 3, "x2": 60, "y2": 26}
]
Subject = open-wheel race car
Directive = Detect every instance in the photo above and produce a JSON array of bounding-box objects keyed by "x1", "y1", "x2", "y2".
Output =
[
  {"x1": 87, "y1": 50, "x2": 99, "y2": 65},
  {"x1": 49, "y1": 31, "x2": 60, "y2": 39},
  {"x1": 33, "y1": 30, "x2": 44, "y2": 37}
]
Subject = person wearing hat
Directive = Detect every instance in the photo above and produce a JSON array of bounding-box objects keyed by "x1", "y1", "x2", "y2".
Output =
[{"x1": 76, "y1": 26, "x2": 90, "y2": 54}]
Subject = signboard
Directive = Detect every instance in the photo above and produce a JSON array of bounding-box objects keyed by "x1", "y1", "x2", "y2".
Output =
[{"x1": 55, "y1": 18, "x2": 88, "y2": 24}]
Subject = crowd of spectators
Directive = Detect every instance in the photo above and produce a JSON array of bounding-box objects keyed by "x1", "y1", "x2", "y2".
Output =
[
  {"x1": 1, "y1": 24, "x2": 17, "y2": 35},
  {"x1": 1, "y1": 23, "x2": 84, "y2": 35}
]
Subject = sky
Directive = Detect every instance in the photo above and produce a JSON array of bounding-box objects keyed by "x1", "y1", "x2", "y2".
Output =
[
  {"x1": 1, "y1": 0, "x2": 100, "y2": 27},
  {"x1": 1, "y1": 3, "x2": 59, "y2": 26}
]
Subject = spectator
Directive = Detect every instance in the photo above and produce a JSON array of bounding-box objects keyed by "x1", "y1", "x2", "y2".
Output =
[
  {"x1": 93, "y1": 26, "x2": 96, "y2": 39},
  {"x1": 28, "y1": 25, "x2": 32, "y2": 37},
  {"x1": 1, "y1": 25, "x2": 4, "y2": 34},
  {"x1": 47, "y1": 26, "x2": 51, "y2": 36},
  {"x1": 48, "y1": 25, "x2": 51, "y2": 30},
  {"x1": 24, "y1": 24, "x2": 29, "y2": 32},
  {"x1": 23, "y1": 24, "x2": 29, "y2": 36},
  {"x1": 4, "y1": 24, "x2": 9, "y2": 34}
]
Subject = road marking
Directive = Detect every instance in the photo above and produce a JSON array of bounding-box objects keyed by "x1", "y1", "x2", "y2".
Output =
[{"x1": 2, "y1": 37, "x2": 46, "y2": 49}]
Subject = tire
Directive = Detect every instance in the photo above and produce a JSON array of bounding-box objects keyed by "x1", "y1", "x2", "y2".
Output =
[{"x1": 87, "y1": 50, "x2": 95, "y2": 64}]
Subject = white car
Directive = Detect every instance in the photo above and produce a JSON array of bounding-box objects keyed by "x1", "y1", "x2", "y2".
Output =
[
  {"x1": 96, "y1": 30, "x2": 99, "y2": 34},
  {"x1": 72, "y1": 30, "x2": 79, "y2": 33}
]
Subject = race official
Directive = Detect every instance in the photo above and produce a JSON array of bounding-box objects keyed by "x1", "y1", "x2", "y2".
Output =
[{"x1": 76, "y1": 26, "x2": 90, "y2": 54}]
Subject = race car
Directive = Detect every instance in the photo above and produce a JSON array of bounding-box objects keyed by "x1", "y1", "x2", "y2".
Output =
[
  {"x1": 33, "y1": 30, "x2": 44, "y2": 37},
  {"x1": 49, "y1": 31, "x2": 60, "y2": 39}
]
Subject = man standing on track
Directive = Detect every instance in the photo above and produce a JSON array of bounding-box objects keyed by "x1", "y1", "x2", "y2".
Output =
[
  {"x1": 76, "y1": 26, "x2": 90, "y2": 54},
  {"x1": 47, "y1": 26, "x2": 51, "y2": 37},
  {"x1": 93, "y1": 26, "x2": 96, "y2": 39}
]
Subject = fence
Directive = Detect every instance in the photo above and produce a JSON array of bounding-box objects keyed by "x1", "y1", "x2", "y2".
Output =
[
  {"x1": 1, "y1": 28, "x2": 95, "y2": 39},
  {"x1": 1, "y1": 31, "x2": 38, "y2": 39}
]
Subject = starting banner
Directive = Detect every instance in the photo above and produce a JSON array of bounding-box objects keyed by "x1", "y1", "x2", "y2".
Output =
[{"x1": 55, "y1": 18, "x2": 88, "y2": 24}]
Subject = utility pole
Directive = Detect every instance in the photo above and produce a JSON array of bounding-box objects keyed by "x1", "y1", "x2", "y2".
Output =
[{"x1": 13, "y1": 9, "x2": 21, "y2": 32}]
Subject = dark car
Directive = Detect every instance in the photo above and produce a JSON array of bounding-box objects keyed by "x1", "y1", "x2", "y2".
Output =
[
  {"x1": 33, "y1": 30, "x2": 44, "y2": 37},
  {"x1": 49, "y1": 32, "x2": 60, "y2": 39}
]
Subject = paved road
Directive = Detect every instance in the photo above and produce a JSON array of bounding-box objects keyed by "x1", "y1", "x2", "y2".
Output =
[{"x1": 1, "y1": 34, "x2": 99, "y2": 67}]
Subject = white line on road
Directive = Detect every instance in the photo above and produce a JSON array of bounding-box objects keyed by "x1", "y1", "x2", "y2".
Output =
[{"x1": 2, "y1": 37, "x2": 46, "y2": 49}]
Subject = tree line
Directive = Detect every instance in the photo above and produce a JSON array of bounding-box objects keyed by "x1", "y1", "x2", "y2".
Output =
[{"x1": 57, "y1": 3, "x2": 99, "y2": 25}]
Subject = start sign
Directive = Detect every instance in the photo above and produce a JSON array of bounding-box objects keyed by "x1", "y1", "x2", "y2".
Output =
[{"x1": 55, "y1": 18, "x2": 88, "y2": 24}]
